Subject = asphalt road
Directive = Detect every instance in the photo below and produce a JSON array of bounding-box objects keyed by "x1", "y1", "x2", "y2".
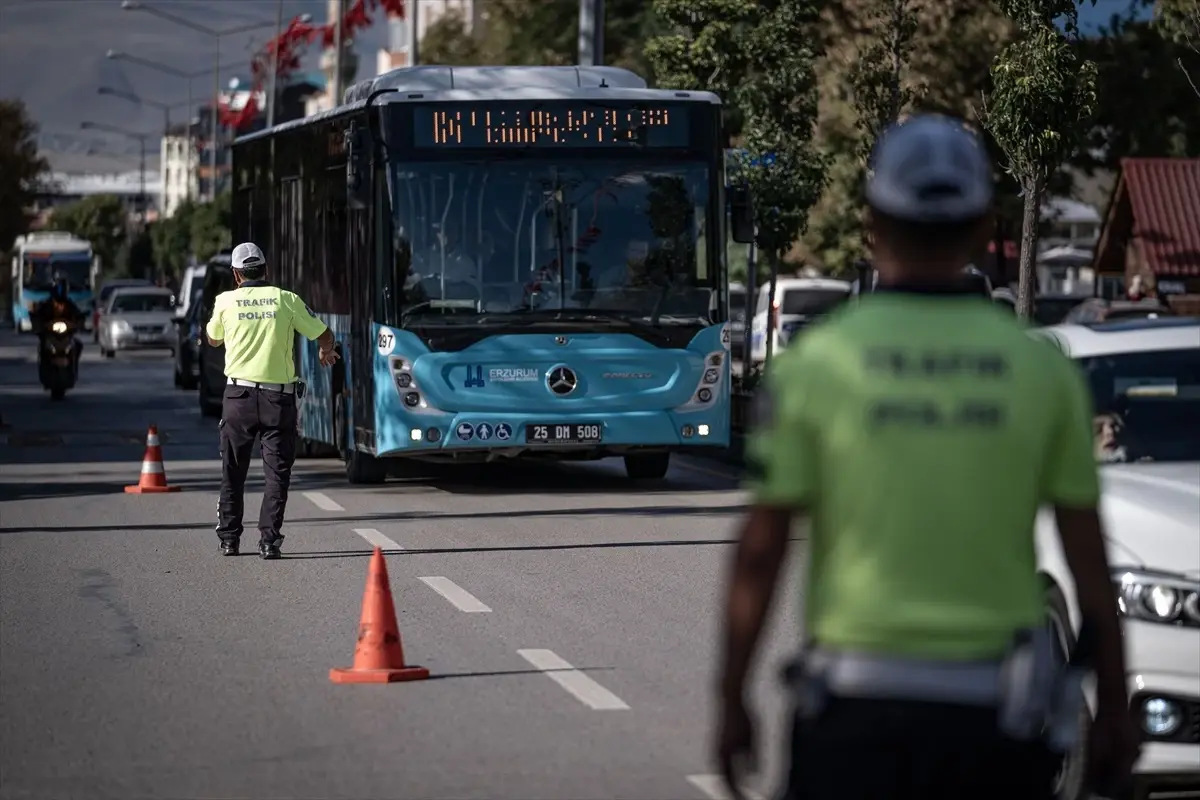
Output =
[{"x1": 0, "y1": 330, "x2": 804, "y2": 800}]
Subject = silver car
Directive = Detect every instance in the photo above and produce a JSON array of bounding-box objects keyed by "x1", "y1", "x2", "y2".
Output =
[{"x1": 98, "y1": 286, "x2": 176, "y2": 358}]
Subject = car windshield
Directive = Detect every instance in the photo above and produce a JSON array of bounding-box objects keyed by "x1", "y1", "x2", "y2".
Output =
[
  {"x1": 388, "y1": 160, "x2": 715, "y2": 326},
  {"x1": 780, "y1": 288, "x2": 849, "y2": 316},
  {"x1": 112, "y1": 293, "x2": 172, "y2": 313},
  {"x1": 1033, "y1": 297, "x2": 1081, "y2": 326},
  {"x1": 1081, "y1": 347, "x2": 1200, "y2": 464},
  {"x1": 24, "y1": 256, "x2": 90, "y2": 291}
]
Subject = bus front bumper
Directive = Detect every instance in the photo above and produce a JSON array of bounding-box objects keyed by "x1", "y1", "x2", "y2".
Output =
[{"x1": 376, "y1": 411, "x2": 730, "y2": 458}]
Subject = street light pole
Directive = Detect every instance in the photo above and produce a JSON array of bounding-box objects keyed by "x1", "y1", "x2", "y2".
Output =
[
  {"x1": 106, "y1": 52, "x2": 210, "y2": 203},
  {"x1": 119, "y1": 1, "x2": 281, "y2": 201},
  {"x1": 80, "y1": 120, "x2": 153, "y2": 234}
]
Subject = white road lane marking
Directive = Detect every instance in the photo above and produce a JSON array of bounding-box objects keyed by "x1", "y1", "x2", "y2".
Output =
[
  {"x1": 353, "y1": 528, "x2": 402, "y2": 550},
  {"x1": 686, "y1": 775, "x2": 765, "y2": 800},
  {"x1": 301, "y1": 491, "x2": 344, "y2": 511},
  {"x1": 516, "y1": 649, "x2": 629, "y2": 710},
  {"x1": 418, "y1": 576, "x2": 492, "y2": 612}
]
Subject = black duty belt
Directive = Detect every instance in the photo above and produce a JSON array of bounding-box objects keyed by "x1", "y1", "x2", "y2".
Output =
[{"x1": 228, "y1": 378, "x2": 296, "y2": 394}]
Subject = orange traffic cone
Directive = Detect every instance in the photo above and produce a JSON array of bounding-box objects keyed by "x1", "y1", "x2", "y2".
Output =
[
  {"x1": 124, "y1": 425, "x2": 182, "y2": 494},
  {"x1": 330, "y1": 547, "x2": 430, "y2": 684}
]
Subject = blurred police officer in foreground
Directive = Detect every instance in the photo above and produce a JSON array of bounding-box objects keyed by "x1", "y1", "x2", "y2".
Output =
[
  {"x1": 205, "y1": 243, "x2": 338, "y2": 560},
  {"x1": 716, "y1": 115, "x2": 1140, "y2": 799}
]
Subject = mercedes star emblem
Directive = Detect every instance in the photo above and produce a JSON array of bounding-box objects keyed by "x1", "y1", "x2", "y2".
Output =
[{"x1": 547, "y1": 366, "x2": 578, "y2": 396}]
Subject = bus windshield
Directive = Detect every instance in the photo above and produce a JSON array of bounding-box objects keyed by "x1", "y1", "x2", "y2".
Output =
[
  {"x1": 23, "y1": 254, "x2": 91, "y2": 291},
  {"x1": 388, "y1": 160, "x2": 715, "y2": 326}
]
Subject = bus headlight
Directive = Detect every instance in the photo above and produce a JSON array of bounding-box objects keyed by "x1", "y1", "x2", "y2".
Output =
[{"x1": 390, "y1": 355, "x2": 439, "y2": 414}]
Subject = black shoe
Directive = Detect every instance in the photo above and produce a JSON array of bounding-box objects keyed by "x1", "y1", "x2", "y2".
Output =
[
  {"x1": 258, "y1": 540, "x2": 282, "y2": 560},
  {"x1": 220, "y1": 540, "x2": 239, "y2": 556}
]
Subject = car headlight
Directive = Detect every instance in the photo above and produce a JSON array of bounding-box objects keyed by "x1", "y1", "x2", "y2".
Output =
[
  {"x1": 111, "y1": 319, "x2": 131, "y2": 332},
  {"x1": 51, "y1": 321, "x2": 68, "y2": 333},
  {"x1": 1114, "y1": 569, "x2": 1200, "y2": 628}
]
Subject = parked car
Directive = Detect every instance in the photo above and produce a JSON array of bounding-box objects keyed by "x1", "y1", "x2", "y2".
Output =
[
  {"x1": 97, "y1": 286, "x2": 176, "y2": 358},
  {"x1": 171, "y1": 290, "x2": 203, "y2": 389},
  {"x1": 196, "y1": 261, "x2": 237, "y2": 417},
  {"x1": 728, "y1": 282, "x2": 747, "y2": 355},
  {"x1": 748, "y1": 277, "x2": 852, "y2": 364},
  {"x1": 175, "y1": 263, "x2": 207, "y2": 320},
  {"x1": 1062, "y1": 297, "x2": 1173, "y2": 325},
  {"x1": 92, "y1": 278, "x2": 154, "y2": 342},
  {"x1": 1033, "y1": 317, "x2": 1200, "y2": 800}
]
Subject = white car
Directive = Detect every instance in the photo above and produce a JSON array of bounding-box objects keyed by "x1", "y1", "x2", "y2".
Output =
[
  {"x1": 748, "y1": 277, "x2": 852, "y2": 364},
  {"x1": 1034, "y1": 317, "x2": 1200, "y2": 799},
  {"x1": 97, "y1": 286, "x2": 177, "y2": 358}
]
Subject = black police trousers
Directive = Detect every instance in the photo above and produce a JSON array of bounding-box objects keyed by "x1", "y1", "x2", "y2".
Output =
[
  {"x1": 216, "y1": 384, "x2": 297, "y2": 545},
  {"x1": 781, "y1": 697, "x2": 1062, "y2": 800}
]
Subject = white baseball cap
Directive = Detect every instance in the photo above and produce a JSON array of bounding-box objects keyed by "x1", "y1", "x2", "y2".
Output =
[
  {"x1": 231, "y1": 242, "x2": 266, "y2": 271},
  {"x1": 865, "y1": 114, "x2": 994, "y2": 224}
]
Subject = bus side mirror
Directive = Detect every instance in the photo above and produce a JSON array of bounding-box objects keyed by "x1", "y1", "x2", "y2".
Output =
[
  {"x1": 729, "y1": 186, "x2": 755, "y2": 244},
  {"x1": 346, "y1": 127, "x2": 371, "y2": 210}
]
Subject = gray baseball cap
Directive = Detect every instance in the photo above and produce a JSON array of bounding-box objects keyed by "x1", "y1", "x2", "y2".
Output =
[
  {"x1": 865, "y1": 114, "x2": 994, "y2": 224},
  {"x1": 231, "y1": 242, "x2": 266, "y2": 271}
]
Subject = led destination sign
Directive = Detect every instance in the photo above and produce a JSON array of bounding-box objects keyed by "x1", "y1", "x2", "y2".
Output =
[{"x1": 413, "y1": 103, "x2": 691, "y2": 148}]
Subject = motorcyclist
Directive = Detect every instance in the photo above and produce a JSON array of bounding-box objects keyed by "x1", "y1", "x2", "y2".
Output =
[{"x1": 31, "y1": 273, "x2": 85, "y2": 363}]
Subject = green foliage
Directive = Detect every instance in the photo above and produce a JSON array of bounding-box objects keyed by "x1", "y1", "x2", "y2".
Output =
[
  {"x1": 148, "y1": 191, "x2": 230, "y2": 279},
  {"x1": 849, "y1": 0, "x2": 923, "y2": 161},
  {"x1": 420, "y1": 0, "x2": 663, "y2": 78},
  {"x1": 150, "y1": 200, "x2": 196, "y2": 277},
  {"x1": 1073, "y1": 5, "x2": 1200, "y2": 172},
  {"x1": 983, "y1": 24, "x2": 1098, "y2": 189},
  {"x1": 48, "y1": 194, "x2": 127, "y2": 279},
  {"x1": 648, "y1": 0, "x2": 828, "y2": 260},
  {"x1": 981, "y1": 0, "x2": 1098, "y2": 316},
  {"x1": 188, "y1": 190, "x2": 232, "y2": 264},
  {"x1": 803, "y1": 0, "x2": 1015, "y2": 274},
  {"x1": 1154, "y1": 0, "x2": 1199, "y2": 95},
  {"x1": 0, "y1": 99, "x2": 51, "y2": 254},
  {"x1": 116, "y1": 227, "x2": 155, "y2": 280}
]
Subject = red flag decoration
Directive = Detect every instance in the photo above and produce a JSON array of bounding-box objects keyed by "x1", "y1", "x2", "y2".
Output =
[{"x1": 217, "y1": 0, "x2": 406, "y2": 132}]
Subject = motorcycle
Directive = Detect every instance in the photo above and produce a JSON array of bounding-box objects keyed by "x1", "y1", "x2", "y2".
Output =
[{"x1": 38, "y1": 320, "x2": 81, "y2": 401}]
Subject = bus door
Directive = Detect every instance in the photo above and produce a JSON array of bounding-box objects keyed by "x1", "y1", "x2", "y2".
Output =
[{"x1": 347, "y1": 199, "x2": 376, "y2": 452}]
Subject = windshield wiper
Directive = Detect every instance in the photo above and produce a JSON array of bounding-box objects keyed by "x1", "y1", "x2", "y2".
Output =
[{"x1": 472, "y1": 308, "x2": 664, "y2": 328}]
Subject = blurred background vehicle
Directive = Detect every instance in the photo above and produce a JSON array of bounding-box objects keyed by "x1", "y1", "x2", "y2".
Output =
[{"x1": 97, "y1": 286, "x2": 176, "y2": 358}]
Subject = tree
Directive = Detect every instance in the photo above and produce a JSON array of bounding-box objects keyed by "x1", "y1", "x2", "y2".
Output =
[
  {"x1": 803, "y1": 0, "x2": 1015, "y2": 274},
  {"x1": 980, "y1": 0, "x2": 1098, "y2": 318},
  {"x1": 420, "y1": 0, "x2": 663, "y2": 78},
  {"x1": 188, "y1": 191, "x2": 232, "y2": 264},
  {"x1": 0, "y1": 99, "x2": 51, "y2": 255},
  {"x1": 48, "y1": 194, "x2": 127, "y2": 279},
  {"x1": 1073, "y1": 4, "x2": 1200, "y2": 174},
  {"x1": 647, "y1": 0, "x2": 828, "y2": 257},
  {"x1": 1156, "y1": 0, "x2": 1200, "y2": 96},
  {"x1": 151, "y1": 200, "x2": 196, "y2": 279}
]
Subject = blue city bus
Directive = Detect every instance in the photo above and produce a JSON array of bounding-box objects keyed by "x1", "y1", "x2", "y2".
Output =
[
  {"x1": 230, "y1": 65, "x2": 751, "y2": 483},
  {"x1": 10, "y1": 232, "x2": 97, "y2": 333}
]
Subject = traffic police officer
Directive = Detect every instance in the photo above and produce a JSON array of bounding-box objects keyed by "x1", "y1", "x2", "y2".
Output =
[
  {"x1": 205, "y1": 242, "x2": 338, "y2": 560},
  {"x1": 715, "y1": 115, "x2": 1140, "y2": 799}
]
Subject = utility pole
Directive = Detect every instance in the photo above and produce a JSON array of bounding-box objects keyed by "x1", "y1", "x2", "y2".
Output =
[
  {"x1": 577, "y1": 0, "x2": 604, "y2": 66},
  {"x1": 138, "y1": 136, "x2": 147, "y2": 228},
  {"x1": 267, "y1": 0, "x2": 284, "y2": 128},
  {"x1": 331, "y1": 0, "x2": 345, "y2": 107},
  {"x1": 407, "y1": 0, "x2": 419, "y2": 66}
]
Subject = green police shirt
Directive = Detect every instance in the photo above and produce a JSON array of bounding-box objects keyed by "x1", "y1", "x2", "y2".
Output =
[
  {"x1": 205, "y1": 283, "x2": 328, "y2": 385},
  {"x1": 746, "y1": 290, "x2": 1100, "y2": 660}
]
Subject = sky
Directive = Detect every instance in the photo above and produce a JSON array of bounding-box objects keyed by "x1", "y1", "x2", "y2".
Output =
[{"x1": 0, "y1": 0, "x2": 1157, "y2": 172}]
